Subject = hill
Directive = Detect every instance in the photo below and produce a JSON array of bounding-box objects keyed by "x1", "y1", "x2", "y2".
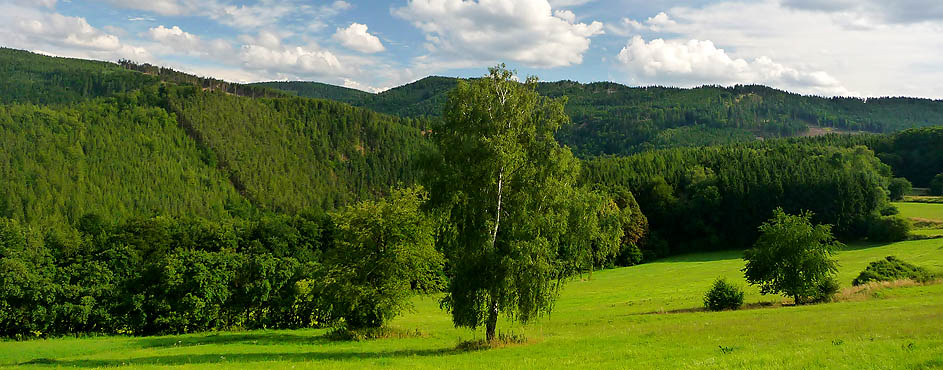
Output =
[
  {"x1": 0, "y1": 48, "x2": 429, "y2": 227},
  {"x1": 256, "y1": 77, "x2": 943, "y2": 156}
]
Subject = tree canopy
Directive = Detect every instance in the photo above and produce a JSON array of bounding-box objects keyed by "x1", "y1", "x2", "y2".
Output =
[
  {"x1": 743, "y1": 208, "x2": 841, "y2": 304},
  {"x1": 426, "y1": 66, "x2": 621, "y2": 341}
]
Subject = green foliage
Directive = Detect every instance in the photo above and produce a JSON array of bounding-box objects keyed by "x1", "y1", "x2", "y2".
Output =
[
  {"x1": 743, "y1": 208, "x2": 841, "y2": 305},
  {"x1": 867, "y1": 216, "x2": 912, "y2": 242},
  {"x1": 888, "y1": 178, "x2": 913, "y2": 201},
  {"x1": 931, "y1": 174, "x2": 943, "y2": 196},
  {"x1": 852, "y1": 256, "x2": 937, "y2": 286},
  {"x1": 703, "y1": 278, "x2": 744, "y2": 311},
  {"x1": 251, "y1": 81, "x2": 371, "y2": 104},
  {"x1": 583, "y1": 144, "x2": 891, "y2": 257},
  {"x1": 321, "y1": 187, "x2": 442, "y2": 329},
  {"x1": 167, "y1": 86, "x2": 429, "y2": 213},
  {"x1": 0, "y1": 213, "x2": 338, "y2": 338},
  {"x1": 0, "y1": 99, "x2": 240, "y2": 227},
  {"x1": 0, "y1": 48, "x2": 158, "y2": 105},
  {"x1": 263, "y1": 75, "x2": 943, "y2": 157},
  {"x1": 811, "y1": 277, "x2": 841, "y2": 303},
  {"x1": 427, "y1": 66, "x2": 620, "y2": 341}
]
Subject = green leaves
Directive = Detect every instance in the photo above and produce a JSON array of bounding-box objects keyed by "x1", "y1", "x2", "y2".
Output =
[
  {"x1": 428, "y1": 66, "x2": 629, "y2": 339},
  {"x1": 743, "y1": 208, "x2": 841, "y2": 304},
  {"x1": 322, "y1": 186, "x2": 442, "y2": 329}
]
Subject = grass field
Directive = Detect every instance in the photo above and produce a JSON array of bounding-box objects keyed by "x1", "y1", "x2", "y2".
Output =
[
  {"x1": 2, "y1": 225, "x2": 942, "y2": 368},
  {"x1": 895, "y1": 202, "x2": 943, "y2": 221}
]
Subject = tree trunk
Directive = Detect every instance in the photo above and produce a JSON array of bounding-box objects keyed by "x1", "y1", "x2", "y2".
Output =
[
  {"x1": 491, "y1": 170, "x2": 503, "y2": 249},
  {"x1": 485, "y1": 299, "x2": 498, "y2": 342}
]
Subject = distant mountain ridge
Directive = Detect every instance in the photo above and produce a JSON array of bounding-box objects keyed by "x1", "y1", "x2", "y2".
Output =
[{"x1": 254, "y1": 77, "x2": 943, "y2": 156}]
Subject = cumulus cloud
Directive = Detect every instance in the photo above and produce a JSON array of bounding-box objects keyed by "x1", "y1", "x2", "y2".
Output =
[
  {"x1": 238, "y1": 31, "x2": 348, "y2": 77},
  {"x1": 333, "y1": 23, "x2": 385, "y2": 53},
  {"x1": 147, "y1": 25, "x2": 200, "y2": 50},
  {"x1": 617, "y1": 36, "x2": 850, "y2": 96},
  {"x1": 630, "y1": 0, "x2": 943, "y2": 98},
  {"x1": 17, "y1": 12, "x2": 122, "y2": 51},
  {"x1": 393, "y1": 0, "x2": 604, "y2": 68}
]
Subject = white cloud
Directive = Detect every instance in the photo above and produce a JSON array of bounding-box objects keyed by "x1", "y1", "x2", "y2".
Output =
[
  {"x1": 394, "y1": 0, "x2": 604, "y2": 68},
  {"x1": 617, "y1": 36, "x2": 850, "y2": 96},
  {"x1": 238, "y1": 32, "x2": 348, "y2": 77},
  {"x1": 147, "y1": 25, "x2": 200, "y2": 50},
  {"x1": 333, "y1": 23, "x2": 385, "y2": 53},
  {"x1": 12, "y1": 0, "x2": 57, "y2": 8},
  {"x1": 17, "y1": 12, "x2": 122, "y2": 51},
  {"x1": 101, "y1": 0, "x2": 186, "y2": 16},
  {"x1": 633, "y1": 0, "x2": 943, "y2": 98},
  {"x1": 605, "y1": 17, "x2": 644, "y2": 36},
  {"x1": 645, "y1": 12, "x2": 676, "y2": 32},
  {"x1": 781, "y1": 0, "x2": 943, "y2": 24},
  {"x1": 547, "y1": 0, "x2": 594, "y2": 7}
]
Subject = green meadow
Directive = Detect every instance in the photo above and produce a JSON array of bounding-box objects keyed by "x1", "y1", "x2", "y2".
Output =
[
  {"x1": 3, "y1": 202, "x2": 942, "y2": 369},
  {"x1": 2, "y1": 239, "x2": 941, "y2": 369}
]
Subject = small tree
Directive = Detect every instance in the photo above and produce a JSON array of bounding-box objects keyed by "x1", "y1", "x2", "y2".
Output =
[
  {"x1": 322, "y1": 187, "x2": 442, "y2": 329},
  {"x1": 703, "y1": 278, "x2": 744, "y2": 311},
  {"x1": 743, "y1": 208, "x2": 841, "y2": 305},
  {"x1": 887, "y1": 178, "x2": 912, "y2": 201}
]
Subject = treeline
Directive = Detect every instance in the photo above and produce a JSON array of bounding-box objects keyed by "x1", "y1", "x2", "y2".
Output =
[
  {"x1": 118, "y1": 60, "x2": 287, "y2": 99},
  {"x1": 790, "y1": 127, "x2": 943, "y2": 187},
  {"x1": 583, "y1": 142, "x2": 896, "y2": 258},
  {"x1": 0, "y1": 213, "x2": 334, "y2": 337},
  {"x1": 0, "y1": 48, "x2": 157, "y2": 105}
]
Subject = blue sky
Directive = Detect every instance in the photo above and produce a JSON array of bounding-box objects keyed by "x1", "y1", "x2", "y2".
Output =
[{"x1": 1, "y1": 0, "x2": 942, "y2": 98}]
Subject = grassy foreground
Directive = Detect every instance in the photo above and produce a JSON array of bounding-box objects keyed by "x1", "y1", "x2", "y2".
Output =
[{"x1": 1, "y1": 238, "x2": 941, "y2": 369}]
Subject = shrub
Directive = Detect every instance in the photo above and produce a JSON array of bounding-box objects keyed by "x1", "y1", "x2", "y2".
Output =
[
  {"x1": 852, "y1": 256, "x2": 936, "y2": 286},
  {"x1": 867, "y1": 216, "x2": 911, "y2": 242},
  {"x1": 931, "y1": 173, "x2": 943, "y2": 196},
  {"x1": 810, "y1": 277, "x2": 840, "y2": 303},
  {"x1": 888, "y1": 178, "x2": 912, "y2": 201},
  {"x1": 703, "y1": 278, "x2": 744, "y2": 311}
]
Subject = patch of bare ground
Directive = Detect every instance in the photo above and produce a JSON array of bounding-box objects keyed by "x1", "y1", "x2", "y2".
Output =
[{"x1": 833, "y1": 278, "x2": 943, "y2": 302}]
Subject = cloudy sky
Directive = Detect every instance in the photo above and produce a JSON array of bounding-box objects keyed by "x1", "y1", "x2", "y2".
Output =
[{"x1": 1, "y1": 0, "x2": 941, "y2": 97}]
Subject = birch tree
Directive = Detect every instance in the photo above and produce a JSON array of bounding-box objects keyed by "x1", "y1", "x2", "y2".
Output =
[{"x1": 426, "y1": 65, "x2": 606, "y2": 341}]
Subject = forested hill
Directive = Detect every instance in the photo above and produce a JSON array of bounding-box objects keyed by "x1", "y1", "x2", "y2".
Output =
[
  {"x1": 255, "y1": 77, "x2": 943, "y2": 156},
  {"x1": 0, "y1": 48, "x2": 428, "y2": 227}
]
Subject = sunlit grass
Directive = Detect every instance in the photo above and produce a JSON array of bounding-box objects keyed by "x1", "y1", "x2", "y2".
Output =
[{"x1": 2, "y1": 237, "x2": 940, "y2": 369}]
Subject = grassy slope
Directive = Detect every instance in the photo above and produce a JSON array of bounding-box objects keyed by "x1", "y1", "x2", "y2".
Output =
[{"x1": 2, "y1": 238, "x2": 941, "y2": 369}]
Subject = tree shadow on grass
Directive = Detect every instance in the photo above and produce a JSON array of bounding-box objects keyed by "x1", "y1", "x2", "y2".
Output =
[
  {"x1": 17, "y1": 347, "x2": 460, "y2": 368},
  {"x1": 648, "y1": 250, "x2": 743, "y2": 264},
  {"x1": 137, "y1": 331, "x2": 333, "y2": 349}
]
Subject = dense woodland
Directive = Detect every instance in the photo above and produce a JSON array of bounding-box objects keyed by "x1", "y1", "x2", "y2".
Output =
[
  {"x1": 256, "y1": 77, "x2": 943, "y2": 157},
  {"x1": 1, "y1": 48, "x2": 942, "y2": 338}
]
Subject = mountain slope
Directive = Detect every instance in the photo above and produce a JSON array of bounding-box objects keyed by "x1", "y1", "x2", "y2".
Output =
[
  {"x1": 259, "y1": 77, "x2": 943, "y2": 156},
  {"x1": 0, "y1": 48, "x2": 428, "y2": 227}
]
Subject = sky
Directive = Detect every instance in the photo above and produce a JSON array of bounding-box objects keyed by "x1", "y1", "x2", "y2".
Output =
[{"x1": 1, "y1": 0, "x2": 942, "y2": 98}]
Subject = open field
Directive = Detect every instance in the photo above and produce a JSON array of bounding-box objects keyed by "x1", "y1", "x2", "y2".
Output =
[
  {"x1": 2, "y1": 237, "x2": 941, "y2": 369},
  {"x1": 895, "y1": 202, "x2": 943, "y2": 221}
]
